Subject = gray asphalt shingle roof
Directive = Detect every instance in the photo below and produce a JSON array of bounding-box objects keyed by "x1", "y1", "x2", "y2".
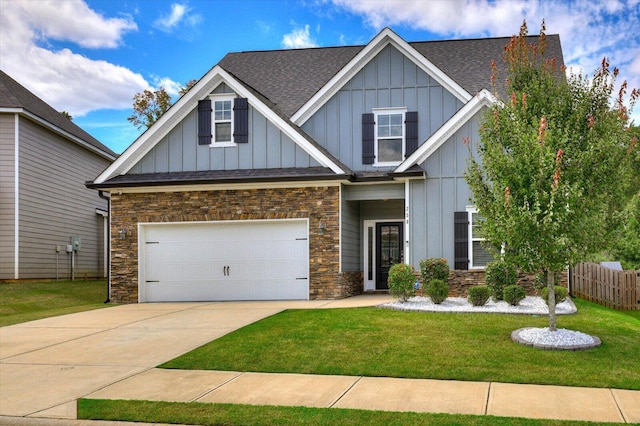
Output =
[
  {"x1": 0, "y1": 70, "x2": 117, "y2": 158},
  {"x1": 218, "y1": 34, "x2": 564, "y2": 118}
]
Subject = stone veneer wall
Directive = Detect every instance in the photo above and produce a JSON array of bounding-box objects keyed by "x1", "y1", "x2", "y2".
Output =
[
  {"x1": 446, "y1": 269, "x2": 569, "y2": 297},
  {"x1": 109, "y1": 185, "x2": 352, "y2": 303}
]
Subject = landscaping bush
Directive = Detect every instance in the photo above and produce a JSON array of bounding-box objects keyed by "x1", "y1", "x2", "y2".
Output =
[
  {"x1": 467, "y1": 286, "x2": 491, "y2": 306},
  {"x1": 541, "y1": 286, "x2": 568, "y2": 305},
  {"x1": 534, "y1": 270, "x2": 560, "y2": 295},
  {"x1": 485, "y1": 260, "x2": 518, "y2": 300},
  {"x1": 503, "y1": 285, "x2": 526, "y2": 306},
  {"x1": 388, "y1": 263, "x2": 417, "y2": 303},
  {"x1": 425, "y1": 279, "x2": 448, "y2": 304},
  {"x1": 419, "y1": 258, "x2": 450, "y2": 285}
]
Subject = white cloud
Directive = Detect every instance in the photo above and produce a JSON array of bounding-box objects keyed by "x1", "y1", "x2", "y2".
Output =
[
  {"x1": 154, "y1": 3, "x2": 202, "y2": 35},
  {"x1": 15, "y1": 0, "x2": 137, "y2": 48},
  {"x1": 152, "y1": 76, "x2": 184, "y2": 96},
  {"x1": 332, "y1": 0, "x2": 640, "y2": 124},
  {"x1": 0, "y1": 0, "x2": 148, "y2": 117},
  {"x1": 282, "y1": 24, "x2": 319, "y2": 49}
]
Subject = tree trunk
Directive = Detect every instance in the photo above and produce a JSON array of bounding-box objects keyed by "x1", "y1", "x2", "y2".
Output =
[{"x1": 546, "y1": 270, "x2": 557, "y2": 331}]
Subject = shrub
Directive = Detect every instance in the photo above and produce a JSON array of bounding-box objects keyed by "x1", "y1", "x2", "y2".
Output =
[
  {"x1": 467, "y1": 286, "x2": 491, "y2": 306},
  {"x1": 485, "y1": 260, "x2": 518, "y2": 300},
  {"x1": 534, "y1": 271, "x2": 561, "y2": 295},
  {"x1": 388, "y1": 263, "x2": 417, "y2": 303},
  {"x1": 503, "y1": 285, "x2": 526, "y2": 306},
  {"x1": 540, "y1": 286, "x2": 568, "y2": 305},
  {"x1": 425, "y1": 279, "x2": 448, "y2": 304},
  {"x1": 420, "y1": 258, "x2": 450, "y2": 285}
]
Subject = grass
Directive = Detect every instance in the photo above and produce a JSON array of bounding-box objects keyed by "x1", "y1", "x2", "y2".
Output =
[
  {"x1": 77, "y1": 399, "x2": 610, "y2": 426},
  {"x1": 0, "y1": 279, "x2": 108, "y2": 326},
  {"x1": 161, "y1": 298, "x2": 640, "y2": 390}
]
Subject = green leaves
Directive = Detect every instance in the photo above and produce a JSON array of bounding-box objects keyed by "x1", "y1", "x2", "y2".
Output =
[{"x1": 465, "y1": 21, "x2": 638, "y2": 279}]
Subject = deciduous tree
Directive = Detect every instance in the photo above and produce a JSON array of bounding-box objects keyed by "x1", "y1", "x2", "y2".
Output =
[
  {"x1": 128, "y1": 80, "x2": 197, "y2": 130},
  {"x1": 465, "y1": 21, "x2": 638, "y2": 331}
]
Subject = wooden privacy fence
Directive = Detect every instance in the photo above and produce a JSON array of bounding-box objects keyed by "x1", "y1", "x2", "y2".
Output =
[{"x1": 571, "y1": 263, "x2": 640, "y2": 310}]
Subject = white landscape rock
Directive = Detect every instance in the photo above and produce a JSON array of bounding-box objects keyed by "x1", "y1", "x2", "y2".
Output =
[
  {"x1": 381, "y1": 295, "x2": 577, "y2": 315},
  {"x1": 381, "y1": 295, "x2": 601, "y2": 350}
]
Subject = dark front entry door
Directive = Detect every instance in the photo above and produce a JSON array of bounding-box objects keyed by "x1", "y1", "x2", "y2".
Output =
[{"x1": 376, "y1": 222, "x2": 403, "y2": 290}]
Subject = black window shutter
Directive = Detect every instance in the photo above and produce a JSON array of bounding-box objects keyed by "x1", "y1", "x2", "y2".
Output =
[
  {"x1": 233, "y1": 97, "x2": 249, "y2": 143},
  {"x1": 405, "y1": 111, "x2": 418, "y2": 157},
  {"x1": 198, "y1": 99, "x2": 212, "y2": 145},
  {"x1": 362, "y1": 113, "x2": 375, "y2": 164},
  {"x1": 454, "y1": 211, "x2": 469, "y2": 270}
]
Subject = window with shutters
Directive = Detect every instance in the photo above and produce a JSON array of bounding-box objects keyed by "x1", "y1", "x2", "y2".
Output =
[
  {"x1": 374, "y1": 107, "x2": 407, "y2": 166},
  {"x1": 211, "y1": 95, "x2": 234, "y2": 146},
  {"x1": 467, "y1": 206, "x2": 493, "y2": 269}
]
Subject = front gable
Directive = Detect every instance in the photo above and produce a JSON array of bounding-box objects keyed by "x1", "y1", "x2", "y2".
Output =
[
  {"x1": 128, "y1": 83, "x2": 320, "y2": 174},
  {"x1": 302, "y1": 43, "x2": 464, "y2": 171},
  {"x1": 93, "y1": 67, "x2": 347, "y2": 186}
]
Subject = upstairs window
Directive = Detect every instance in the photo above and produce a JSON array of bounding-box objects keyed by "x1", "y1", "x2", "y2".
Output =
[
  {"x1": 374, "y1": 108, "x2": 406, "y2": 165},
  {"x1": 198, "y1": 96, "x2": 249, "y2": 146},
  {"x1": 362, "y1": 109, "x2": 417, "y2": 166},
  {"x1": 213, "y1": 97, "x2": 233, "y2": 144}
]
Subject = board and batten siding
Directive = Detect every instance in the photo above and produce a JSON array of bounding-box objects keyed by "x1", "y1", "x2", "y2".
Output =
[
  {"x1": 341, "y1": 190, "x2": 360, "y2": 272},
  {"x1": 0, "y1": 114, "x2": 16, "y2": 279},
  {"x1": 128, "y1": 99, "x2": 319, "y2": 174},
  {"x1": 408, "y1": 111, "x2": 482, "y2": 269},
  {"x1": 302, "y1": 44, "x2": 463, "y2": 171},
  {"x1": 341, "y1": 183, "x2": 406, "y2": 272},
  {"x1": 15, "y1": 117, "x2": 110, "y2": 279}
]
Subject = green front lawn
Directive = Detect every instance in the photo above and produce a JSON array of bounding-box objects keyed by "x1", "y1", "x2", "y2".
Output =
[
  {"x1": 77, "y1": 399, "x2": 608, "y2": 426},
  {"x1": 161, "y1": 298, "x2": 640, "y2": 390},
  {"x1": 0, "y1": 279, "x2": 108, "y2": 326}
]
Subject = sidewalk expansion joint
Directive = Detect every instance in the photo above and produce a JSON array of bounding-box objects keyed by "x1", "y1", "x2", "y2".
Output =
[
  {"x1": 484, "y1": 382, "x2": 492, "y2": 415},
  {"x1": 191, "y1": 371, "x2": 244, "y2": 402},
  {"x1": 609, "y1": 389, "x2": 627, "y2": 423},
  {"x1": 328, "y1": 376, "x2": 362, "y2": 408}
]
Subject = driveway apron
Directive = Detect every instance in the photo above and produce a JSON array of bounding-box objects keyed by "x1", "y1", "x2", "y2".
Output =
[{"x1": 0, "y1": 301, "x2": 294, "y2": 418}]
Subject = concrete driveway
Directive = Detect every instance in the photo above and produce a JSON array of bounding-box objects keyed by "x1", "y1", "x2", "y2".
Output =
[
  {"x1": 0, "y1": 296, "x2": 391, "y2": 419},
  {"x1": 2, "y1": 295, "x2": 639, "y2": 424}
]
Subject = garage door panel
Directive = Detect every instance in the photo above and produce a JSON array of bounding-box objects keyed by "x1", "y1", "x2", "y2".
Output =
[{"x1": 140, "y1": 220, "x2": 309, "y2": 302}]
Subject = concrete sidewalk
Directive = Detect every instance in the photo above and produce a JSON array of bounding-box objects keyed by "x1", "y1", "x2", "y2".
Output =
[{"x1": 2, "y1": 295, "x2": 639, "y2": 424}]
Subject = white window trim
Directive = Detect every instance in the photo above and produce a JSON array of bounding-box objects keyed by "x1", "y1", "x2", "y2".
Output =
[
  {"x1": 467, "y1": 206, "x2": 486, "y2": 270},
  {"x1": 210, "y1": 94, "x2": 236, "y2": 148},
  {"x1": 373, "y1": 107, "x2": 406, "y2": 167}
]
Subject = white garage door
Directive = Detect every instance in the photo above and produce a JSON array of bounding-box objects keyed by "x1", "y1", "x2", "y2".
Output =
[{"x1": 139, "y1": 220, "x2": 309, "y2": 302}]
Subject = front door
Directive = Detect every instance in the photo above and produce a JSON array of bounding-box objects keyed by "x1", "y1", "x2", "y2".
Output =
[{"x1": 375, "y1": 222, "x2": 403, "y2": 290}]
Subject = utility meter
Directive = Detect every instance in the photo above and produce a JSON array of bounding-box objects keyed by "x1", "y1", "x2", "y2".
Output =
[{"x1": 70, "y1": 236, "x2": 81, "y2": 251}]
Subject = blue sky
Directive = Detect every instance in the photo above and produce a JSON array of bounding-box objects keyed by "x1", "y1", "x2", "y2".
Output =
[{"x1": 1, "y1": 0, "x2": 639, "y2": 154}]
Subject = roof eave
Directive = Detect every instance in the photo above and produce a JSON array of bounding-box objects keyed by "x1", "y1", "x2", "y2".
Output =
[
  {"x1": 395, "y1": 89, "x2": 496, "y2": 173},
  {"x1": 87, "y1": 173, "x2": 352, "y2": 190},
  {"x1": 1, "y1": 108, "x2": 117, "y2": 161}
]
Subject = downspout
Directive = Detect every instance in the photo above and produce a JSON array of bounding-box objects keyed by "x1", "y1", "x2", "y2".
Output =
[{"x1": 98, "y1": 190, "x2": 111, "y2": 303}]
